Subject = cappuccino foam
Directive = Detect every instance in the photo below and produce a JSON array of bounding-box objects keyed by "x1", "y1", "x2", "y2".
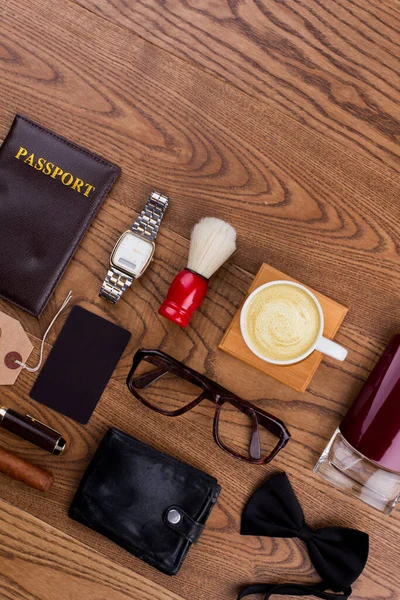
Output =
[{"x1": 244, "y1": 284, "x2": 320, "y2": 362}]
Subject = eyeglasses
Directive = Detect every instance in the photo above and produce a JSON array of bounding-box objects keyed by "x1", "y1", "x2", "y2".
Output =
[{"x1": 126, "y1": 349, "x2": 290, "y2": 464}]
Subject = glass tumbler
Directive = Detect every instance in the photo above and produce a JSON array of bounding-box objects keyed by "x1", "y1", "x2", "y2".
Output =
[{"x1": 314, "y1": 334, "x2": 400, "y2": 515}]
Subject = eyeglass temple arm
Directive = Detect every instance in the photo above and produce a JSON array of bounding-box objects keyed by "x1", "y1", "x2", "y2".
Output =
[
  {"x1": 132, "y1": 367, "x2": 169, "y2": 388},
  {"x1": 249, "y1": 409, "x2": 261, "y2": 460},
  {"x1": 132, "y1": 363, "x2": 204, "y2": 390},
  {"x1": 229, "y1": 397, "x2": 286, "y2": 446},
  {"x1": 234, "y1": 399, "x2": 286, "y2": 439},
  {"x1": 132, "y1": 356, "x2": 206, "y2": 390},
  {"x1": 259, "y1": 414, "x2": 288, "y2": 439},
  {"x1": 223, "y1": 395, "x2": 262, "y2": 460}
]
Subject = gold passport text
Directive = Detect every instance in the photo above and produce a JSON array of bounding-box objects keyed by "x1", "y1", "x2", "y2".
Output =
[{"x1": 15, "y1": 146, "x2": 96, "y2": 197}]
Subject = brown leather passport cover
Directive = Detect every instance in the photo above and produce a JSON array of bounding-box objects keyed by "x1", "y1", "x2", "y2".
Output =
[{"x1": 0, "y1": 115, "x2": 120, "y2": 316}]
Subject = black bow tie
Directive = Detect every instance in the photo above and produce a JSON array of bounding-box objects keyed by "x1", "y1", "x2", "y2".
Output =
[{"x1": 240, "y1": 472, "x2": 369, "y2": 592}]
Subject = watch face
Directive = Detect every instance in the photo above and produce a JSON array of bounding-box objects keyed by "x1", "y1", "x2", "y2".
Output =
[{"x1": 112, "y1": 232, "x2": 154, "y2": 277}]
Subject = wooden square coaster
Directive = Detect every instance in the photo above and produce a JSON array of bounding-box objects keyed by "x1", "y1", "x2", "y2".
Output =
[{"x1": 219, "y1": 264, "x2": 348, "y2": 392}]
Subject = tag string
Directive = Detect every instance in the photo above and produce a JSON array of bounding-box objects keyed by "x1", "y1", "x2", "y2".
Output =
[{"x1": 15, "y1": 291, "x2": 73, "y2": 373}]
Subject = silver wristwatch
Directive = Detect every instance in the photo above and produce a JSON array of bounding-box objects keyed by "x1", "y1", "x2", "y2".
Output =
[{"x1": 99, "y1": 190, "x2": 169, "y2": 304}]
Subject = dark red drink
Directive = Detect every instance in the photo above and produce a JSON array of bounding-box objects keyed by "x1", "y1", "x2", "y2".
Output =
[
  {"x1": 315, "y1": 334, "x2": 400, "y2": 514},
  {"x1": 340, "y1": 335, "x2": 400, "y2": 472}
]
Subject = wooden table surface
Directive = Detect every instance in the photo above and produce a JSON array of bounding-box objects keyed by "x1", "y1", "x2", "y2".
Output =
[{"x1": 1, "y1": 1, "x2": 400, "y2": 599}]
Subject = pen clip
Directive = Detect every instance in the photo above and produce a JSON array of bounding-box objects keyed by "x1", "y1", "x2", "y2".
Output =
[{"x1": 26, "y1": 415, "x2": 62, "y2": 437}]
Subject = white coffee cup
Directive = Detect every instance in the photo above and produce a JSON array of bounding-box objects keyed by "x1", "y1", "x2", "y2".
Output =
[{"x1": 240, "y1": 280, "x2": 347, "y2": 365}]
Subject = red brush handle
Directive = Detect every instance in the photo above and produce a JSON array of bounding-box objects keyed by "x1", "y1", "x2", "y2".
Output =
[{"x1": 158, "y1": 269, "x2": 209, "y2": 327}]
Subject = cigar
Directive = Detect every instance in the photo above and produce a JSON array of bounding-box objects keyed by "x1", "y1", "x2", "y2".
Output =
[{"x1": 0, "y1": 445, "x2": 54, "y2": 492}]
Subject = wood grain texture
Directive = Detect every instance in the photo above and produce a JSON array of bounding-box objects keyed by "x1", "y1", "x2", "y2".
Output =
[
  {"x1": 75, "y1": 0, "x2": 400, "y2": 173},
  {"x1": 0, "y1": 198, "x2": 398, "y2": 600},
  {"x1": 219, "y1": 262, "x2": 348, "y2": 392},
  {"x1": 0, "y1": 0, "x2": 400, "y2": 599},
  {"x1": 0, "y1": 498, "x2": 185, "y2": 600},
  {"x1": 1, "y1": 0, "x2": 400, "y2": 345}
]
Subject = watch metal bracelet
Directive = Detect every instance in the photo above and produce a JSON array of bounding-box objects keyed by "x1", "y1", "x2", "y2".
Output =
[
  {"x1": 99, "y1": 190, "x2": 169, "y2": 304},
  {"x1": 131, "y1": 190, "x2": 169, "y2": 241},
  {"x1": 99, "y1": 268, "x2": 133, "y2": 304}
]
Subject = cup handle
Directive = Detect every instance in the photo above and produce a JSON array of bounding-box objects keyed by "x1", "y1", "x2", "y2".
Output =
[{"x1": 315, "y1": 336, "x2": 348, "y2": 361}]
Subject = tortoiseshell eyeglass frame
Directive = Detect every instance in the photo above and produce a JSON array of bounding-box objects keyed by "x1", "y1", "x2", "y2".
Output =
[{"x1": 126, "y1": 349, "x2": 290, "y2": 464}]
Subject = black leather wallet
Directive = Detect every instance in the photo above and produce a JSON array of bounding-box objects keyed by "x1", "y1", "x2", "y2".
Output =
[
  {"x1": 0, "y1": 114, "x2": 120, "y2": 316},
  {"x1": 69, "y1": 428, "x2": 221, "y2": 575}
]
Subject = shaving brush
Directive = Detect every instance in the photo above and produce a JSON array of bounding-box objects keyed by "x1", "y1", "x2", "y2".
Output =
[{"x1": 159, "y1": 217, "x2": 237, "y2": 327}]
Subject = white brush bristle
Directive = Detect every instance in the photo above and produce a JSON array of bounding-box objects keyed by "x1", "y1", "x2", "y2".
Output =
[{"x1": 187, "y1": 217, "x2": 237, "y2": 279}]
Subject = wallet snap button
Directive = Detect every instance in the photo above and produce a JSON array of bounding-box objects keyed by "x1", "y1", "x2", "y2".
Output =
[{"x1": 167, "y1": 509, "x2": 182, "y2": 524}]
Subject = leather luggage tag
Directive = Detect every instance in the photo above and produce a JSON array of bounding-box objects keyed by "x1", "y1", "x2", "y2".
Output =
[{"x1": 0, "y1": 312, "x2": 33, "y2": 385}]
